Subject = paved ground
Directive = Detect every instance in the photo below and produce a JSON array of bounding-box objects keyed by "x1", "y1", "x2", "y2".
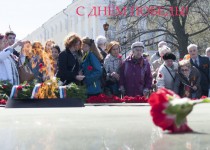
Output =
[{"x1": 0, "y1": 103, "x2": 210, "y2": 150}]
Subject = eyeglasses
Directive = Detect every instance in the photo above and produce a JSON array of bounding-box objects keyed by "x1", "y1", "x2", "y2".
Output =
[
  {"x1": 134, "y1": 48, "x2": 143, "y2": 52},
  {"x1": 8, "y1": 37, "x2": 15, "y2": 40},
  {"x1": 0, "y1": 35, "x2": 4, "y2": 40},
  {"x1": 181, "y1": 69, "x2": 189, "y2": 72}
]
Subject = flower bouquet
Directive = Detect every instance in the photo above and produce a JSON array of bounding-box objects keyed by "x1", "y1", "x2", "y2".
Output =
[
  {"x1": 6, "y1": 78, "x2": 84, "y2": 108},
  {"x1": 86, "y1": 94, "x2": 123, "y2": 103},
  {"x1": 148, "y1": 88, "x2": 210, "y2": 133},
  {"x1": 65, "y1": 83, "x2": 87, "y2": 101},
  {"x1": 86, "y1": 94, "x2": 148, "y2": 103},
  {"x1": 0, "y1": 81, "x2": 13, "y2": 105},
  {"x1": 0, "y1": 94, "x2": 7, "y2": 105},
  {"x1": 122, "y1": 95, "x2": 148, "y2": 103},
  {"x1": 10, "y1": 81, "x2": 36, "y2": 99}
]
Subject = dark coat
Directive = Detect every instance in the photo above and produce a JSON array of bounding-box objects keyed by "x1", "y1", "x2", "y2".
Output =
[
  {"x1": 119, "y1": 55, "x2": 152, "y2": 96},
  {"x1": 190, "y1": 55, "x2": 210, "y2": 96},
  {"x1": 56, "y1": 49, "x2": 79, "y2": 85},
  {"x1": 175, "y1": 66, "x2": 202, "y2": 99},
  {"x1": 98, "y1": 47, "x2": 107, "y2": 63}
]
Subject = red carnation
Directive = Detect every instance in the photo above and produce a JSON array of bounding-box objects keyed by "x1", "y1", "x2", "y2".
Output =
[
  {"x1": 0, "y1": 99, "x2": 6, "y2": 105},
  {"x1": 153, "y1": 80, "x2": 157, "y2": 84},
  {"x1": 17, "y1": 86, "x2": 23, "y2": 91},
  {"x1": 87, "y1": 66, "x2": 93, "y2": 71},
  {"x1": 2, "y1": 85, "x2": 7, "y2": 89},
  {"x1": 148, "y1": 88, "x2": 192, "y2": 133},
  {"x1": 158, "y1": 73, "x2": 162, "y2": 78},
  {"x1": 39, "y1": 63, "x2": 43, "y2": 68},
  {"x1": 201, "y1": 96, "x2": 207, "y2": 99},
  {"x1": 118, "y1": 55, "x2": 122, "y2": 59}
]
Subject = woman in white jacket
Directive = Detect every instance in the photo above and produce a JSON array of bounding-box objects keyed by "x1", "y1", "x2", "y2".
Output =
[
  {"x1": 156, "y1": 52, "x2": 178, "y2": 92},
  {"x1": 0, "y1": 35, "x2": 23, "y2": 85}
]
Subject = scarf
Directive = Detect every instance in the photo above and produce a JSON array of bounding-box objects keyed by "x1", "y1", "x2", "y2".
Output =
[{"x1": 9, "y1": 55, "x2": 19, "y2": 85}]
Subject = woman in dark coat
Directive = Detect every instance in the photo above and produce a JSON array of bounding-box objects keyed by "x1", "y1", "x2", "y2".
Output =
[
  {"x1": 175, "y1": 59, "x2": 202, "y2": 99},
  {"x1": 56, "y1": 33, "x2": 84, "y2": 85},
  {"x1": 119, "y1": 42, "x2": 152, "y2": 97}
]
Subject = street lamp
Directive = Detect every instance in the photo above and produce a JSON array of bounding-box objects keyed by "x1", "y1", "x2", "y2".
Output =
[{"x1": 103, "y1": 22, "x2": 109, "y2": 38}]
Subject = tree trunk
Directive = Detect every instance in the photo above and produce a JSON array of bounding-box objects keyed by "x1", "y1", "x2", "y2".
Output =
[{"x1": 177, "y1": 33, "x2": 189, "y2": 58}]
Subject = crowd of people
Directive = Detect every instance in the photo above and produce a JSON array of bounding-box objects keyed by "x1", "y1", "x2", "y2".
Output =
[{"x1": 0, "y1": 30, "x2": 210, "y2": 99}]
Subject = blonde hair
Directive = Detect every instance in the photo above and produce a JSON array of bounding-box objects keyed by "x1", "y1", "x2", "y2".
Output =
[
  {"x1": 178, "y1": 59, "x2": 191, "y2": 68},
  {"x1": 32, "y1": 41, "x2": 43, "y2": 56},
  {"x1": 106, "y1": 41, "x2": 120, "y2": 53},
  {"x1": 82, "y1": 37, "x2": 103, "y2": 61}
]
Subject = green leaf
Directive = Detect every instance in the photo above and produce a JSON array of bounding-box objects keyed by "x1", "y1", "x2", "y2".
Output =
[
  {"x1": 175, "y1": 115, "x2": 187, "y2": 127},
  {"x1": 202, "y1": 98, "x2": 210, "y2": 103}
]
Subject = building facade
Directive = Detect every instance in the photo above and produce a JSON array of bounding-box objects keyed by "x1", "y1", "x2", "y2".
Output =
[{"x1": 24, "y1": 0, "x2": 111, "y2": 50}]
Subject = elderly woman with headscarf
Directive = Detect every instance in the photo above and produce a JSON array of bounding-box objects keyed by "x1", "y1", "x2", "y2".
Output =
[
  {"x1": 152, "y1": 45, "x2": 171, "y2": 77},
  {"x1": 81, "y1": 37, "x2": 103, "y2": 97},
  {"x1": 103, "y1": 41, "x2": 122, "y2": 96},
  {"x1": 156, "y1": 52, "x2": 178, "y2": 92},
  {"x1": 151, "y1": 45, "x2": 171, "y2": 91},
  {"x1": 119, "y1": 42, "x2": 152, "y2": 97},
  {"x1": 150, "y1": 41, "x2": 167, "y2": 64}
]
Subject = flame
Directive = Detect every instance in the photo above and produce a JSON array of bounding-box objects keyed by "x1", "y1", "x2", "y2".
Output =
[
  {"x1": 35, "y1": 78, "x2": 58, "y2": 99},
  {"x1": 22, "y1": 41, "x2": 57, "y2": 99},
  {"x1": 30, "y1": 42, "x2": 55, "y2": 80}
]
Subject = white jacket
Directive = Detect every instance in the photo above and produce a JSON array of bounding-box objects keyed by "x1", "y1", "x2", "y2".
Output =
[
  {"x1": 0, "y1": 47, "x2": 19, "y2": 85},
  {"x1": 156, "y1": 62, "x2": 178, "y2": 91}
]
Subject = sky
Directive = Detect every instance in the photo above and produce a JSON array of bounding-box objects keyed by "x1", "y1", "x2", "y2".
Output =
[{"x1": 0, "y1": 0, "x2": 72, "y2": 40}]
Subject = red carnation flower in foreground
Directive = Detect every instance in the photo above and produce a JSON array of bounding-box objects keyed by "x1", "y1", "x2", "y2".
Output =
[
  {"x1": 148, "y1": 88, "x2": 193, "y2": 133},
  {"x1": 87, "y1": 66, "x2": 93, "y2": 71}
]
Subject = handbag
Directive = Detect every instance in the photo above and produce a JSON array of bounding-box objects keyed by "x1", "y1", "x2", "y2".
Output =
[{"x1": 18, "y1": 58, "x2": 35, "y2": 83}]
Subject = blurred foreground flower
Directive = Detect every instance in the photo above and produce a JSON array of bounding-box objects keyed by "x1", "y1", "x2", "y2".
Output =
[{"x1": 148, "y1": 88, "x2": 210, "y2": 133}]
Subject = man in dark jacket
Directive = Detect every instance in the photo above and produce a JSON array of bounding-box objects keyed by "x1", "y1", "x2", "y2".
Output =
[{"x1": 188, "y1": 44, "x2": 210, "y2": 96}]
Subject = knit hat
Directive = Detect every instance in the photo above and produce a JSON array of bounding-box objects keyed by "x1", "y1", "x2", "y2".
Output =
[
  {"x1": 106, "y1": 41, "x2": 120, "y2": 53},
  {"x1": 163, "y1": 52, "x2": 176, "y2": 60},
  {"x1": 158, "y1": 41, "x2": 167, "y2": 48},
  {"x1": 82, "y1": 37, "x2": 94, "y2": 47},
  {"x1": 131, "y1": 42, "x2": 144, "y2": 49}
]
